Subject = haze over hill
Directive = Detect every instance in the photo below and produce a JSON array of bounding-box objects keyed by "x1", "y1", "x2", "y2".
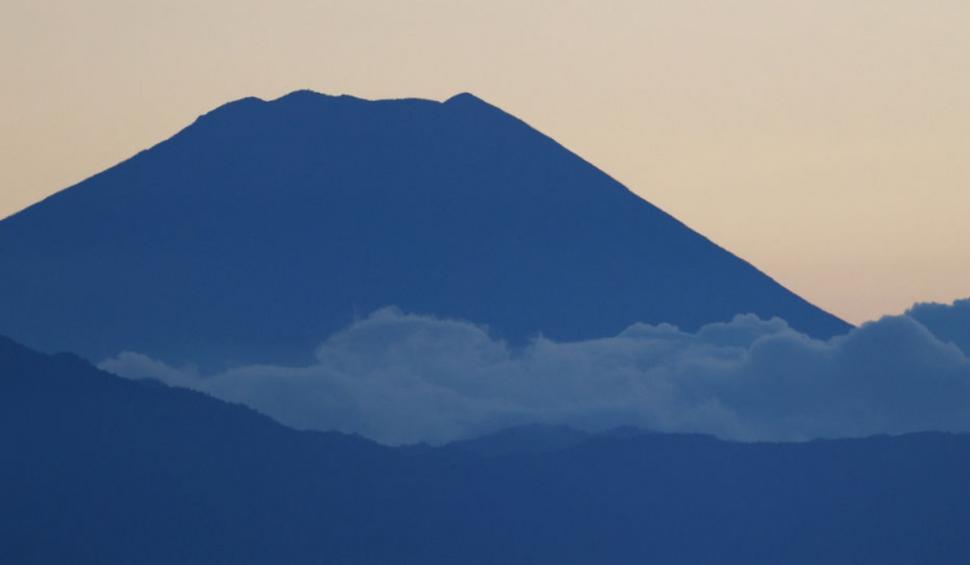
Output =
[{"x1": 0, "y1": 90, "x2": 848, "y2": 368}]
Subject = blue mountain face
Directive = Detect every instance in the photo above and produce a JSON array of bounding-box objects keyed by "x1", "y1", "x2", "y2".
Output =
[
  {"x1": 4, "y1": 335, "x2": 969, "y2": 564},
  {"x1": 0, "y1": 91, "x2": 849, "y2": 367}
]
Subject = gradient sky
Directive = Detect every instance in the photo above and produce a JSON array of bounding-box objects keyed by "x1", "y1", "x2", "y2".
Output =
[{"x1": 2, "y1": 0, "x2": 968, "y2": 324}]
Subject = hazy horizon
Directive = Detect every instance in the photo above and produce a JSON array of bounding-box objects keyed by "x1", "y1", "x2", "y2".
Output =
[{"x1": 3, "y1": 0, "x2": 968, "y2": 324}]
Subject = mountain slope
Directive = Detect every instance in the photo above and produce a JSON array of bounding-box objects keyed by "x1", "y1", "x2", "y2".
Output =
[
  {"x1": 0, "y1": 91, "x2": 849, "y2": 366},
  {"x1": 3, "y1": 336, "x2": 970, "y2": 564}
]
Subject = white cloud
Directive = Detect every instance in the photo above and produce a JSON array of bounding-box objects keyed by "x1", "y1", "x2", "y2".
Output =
[{"x1": 99, "y1": 303, "x2": 970, "y2": 446}]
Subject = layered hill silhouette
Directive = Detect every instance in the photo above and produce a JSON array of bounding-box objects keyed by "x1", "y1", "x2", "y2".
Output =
[
  {"x1": 4, "y1": 335, "x2": 970, "y2": 564},
  {"x1": 0, "y1": 91, "x2": 848, "y2": 366}
]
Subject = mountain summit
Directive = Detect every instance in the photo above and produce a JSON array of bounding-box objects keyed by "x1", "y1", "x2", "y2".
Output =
[{"x1": 0, "y1": 91, "x2": 849, "y2": 366}]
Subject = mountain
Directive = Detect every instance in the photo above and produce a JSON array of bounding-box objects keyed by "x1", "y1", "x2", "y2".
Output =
[
  {"x1": 4, "y1": 335, "x2": 970, "y2": 564},
  {"x1": 447, "y1": 423, "x2": 592, "y2": 456},
  {"x1": 0, "y1": 91, "x2": 849, "y2": 367}
]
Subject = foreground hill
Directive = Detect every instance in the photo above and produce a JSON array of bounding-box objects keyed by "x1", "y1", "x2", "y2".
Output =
[
  {"x1": 3, "y1": 336, "x2": 968, "y2": 564},
  {"x1": 0, "y1": 91, "x2": 847, "y2": 366}
]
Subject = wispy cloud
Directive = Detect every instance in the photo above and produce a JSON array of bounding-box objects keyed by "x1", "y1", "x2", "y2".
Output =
[{"x1": 100, "y1": 301, "x2": 970, "y2": 445}]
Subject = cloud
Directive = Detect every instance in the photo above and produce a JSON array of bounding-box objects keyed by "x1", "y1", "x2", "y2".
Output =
[
  {"x1": 907, "y1": 297, "x2": 970, "y2": 355},
  {"x1": 99, "y1": 303, "x2": 970, "y2": 446}
]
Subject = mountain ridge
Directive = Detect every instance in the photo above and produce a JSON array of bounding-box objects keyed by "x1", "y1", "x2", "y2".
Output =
[
  {"x1": 0, "y1": 90, "x2": 850, "y2": 368},
  {"x1": 4, "y1": 333, "x2": 970, "y2": 565}
]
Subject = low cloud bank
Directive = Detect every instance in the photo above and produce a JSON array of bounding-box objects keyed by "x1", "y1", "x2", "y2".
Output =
[
  {"x1": 100, "y1": 301, "x2": 970, "y2": 445},
  {"x1": 908, "y1": 298, "x2": 970, "y2": 356}
]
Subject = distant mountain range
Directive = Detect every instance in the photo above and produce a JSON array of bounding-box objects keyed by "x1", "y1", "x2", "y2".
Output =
[
  {"x1": 0, "y1": 91, "x2": 848, "y2": 368},
  {"x1": 4, "y1": 334, "x2": 969, "y2": 564}
]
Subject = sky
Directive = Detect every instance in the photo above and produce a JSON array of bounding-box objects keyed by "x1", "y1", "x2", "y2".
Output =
[{"x1": 2, "y1": 0, "x2": 968, "y2": 324}]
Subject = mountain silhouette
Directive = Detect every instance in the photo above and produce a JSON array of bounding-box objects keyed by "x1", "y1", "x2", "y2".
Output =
[
  {"x1": 4, "y1": 335, "x2": 970, "y2": 564},
  {"x1": 0, "y1": 90, "x2": 849, "y2": 366}
]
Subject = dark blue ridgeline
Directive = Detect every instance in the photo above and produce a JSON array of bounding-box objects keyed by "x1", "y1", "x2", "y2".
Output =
[
  {"x1": 0, "y1": 91, "x2": 848, "y2": 368},
  {"x1": 3, "y1": 336, "x2": 969, "y2": 564}
]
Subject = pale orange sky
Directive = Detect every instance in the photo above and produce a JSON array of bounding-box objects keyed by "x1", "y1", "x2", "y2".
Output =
[{"x1": 2, "y1": 0, "x2": 968, "y2": 324}]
